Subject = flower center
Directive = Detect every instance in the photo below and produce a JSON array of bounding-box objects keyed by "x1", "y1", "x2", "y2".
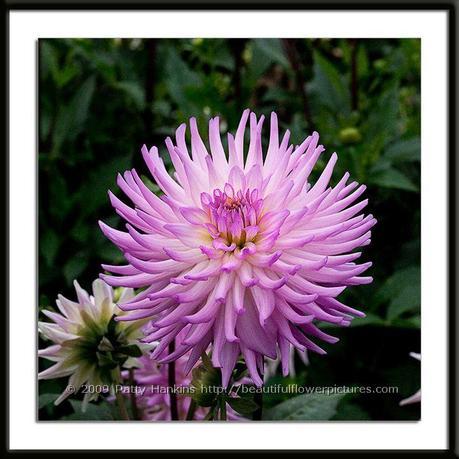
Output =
[{"x1": 201, "y1": 184, "x2": 263, "y2": 249}]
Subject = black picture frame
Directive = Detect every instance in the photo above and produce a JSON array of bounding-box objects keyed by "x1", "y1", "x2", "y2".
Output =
[{"x1": 3, "y1": 0, "x2": 457, "y2": 455}]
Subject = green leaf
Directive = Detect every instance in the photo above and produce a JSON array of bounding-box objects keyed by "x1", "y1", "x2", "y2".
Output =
[
  {"x1": 40, "y1": 41, "x2": 59, "y2": 81},
  {"x1": 263, "y1": 392, "x2": 345, "y2": 421},
  {"x1": 311, "y1": 50, "x2": 350, "y2": 114},
  {"x1": 64, "y1": 400, "x2": 114, "y2": 420},
  {"x1": 384, "y1": 138, "x2": 420, "y2": 163},
  {"x1": 376, "y1": 266, "x2": 421, "y2": 321},
  {"x1": 333, "y1": 400, "x2": 371, "y2": 420},
  {"x1": 357, "y1": 44, "x2": 369, "y2": 77},
  {"x1": 363, "y1": 85, "x2": 399, "y2": 159},
  {"x1": 63, "y1": 253, "x2": 89, "y2": 285},
  {"x1": 40, "y1": 230, "x2": 60, "y2": 266},
  {"x1": 39, "y1": 393, "x2": 59, "y2": 409},
  {"x1": 226, "y1": 396, "x2": 259, "y2": 417},
  {"x1": 252, "y1": 38, "x2": 289, "y2": 68},
  {"x1": 114, "y1": 81, "x2": 145, "y2": 110},
  {"x1": 387, "y1": 284, "x2": 421, "y2": 321},
  {"x1": 78, "y1": 155, "x2": 132, "y2": 216},
  {"x1": 370, "y1": 167, "x2": 418, "y2": 192},
  {"x1": 164, "y1": 47, "x2": 202, "y2": 110},
  {"x1": 117, "y1": 344, "x2": 143, "y2": 358},
  {"x1": 51, "y1": 76, "x2": 96, "y2": 157}
]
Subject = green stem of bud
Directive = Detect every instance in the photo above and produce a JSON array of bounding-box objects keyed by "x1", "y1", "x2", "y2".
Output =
[
  {"x1": 115, "y1": 390, "x2": 130, "y2": 421},
  {"x1": 253, "y1": 370, "x2": 264, "y2": 420},
  {"x1": 186, "y1": 398, "x2": 197, "y2": 420},
  {"x1": 220, "y1": 399, "x2": 227, "y2": 421},
  {"x1": 128, "y1": 368, "x2": 140, "y2": 420}
]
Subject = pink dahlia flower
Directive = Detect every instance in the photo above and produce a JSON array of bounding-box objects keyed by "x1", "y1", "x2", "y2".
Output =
[
  {"x1": 122, "y1": 353, "x2": 205, "y2": 421},
  {"x1": 124, "y1": 351, "x2": 241, "y2": 421},
  {"x1": 100, "y1": 110, "x2": 376, "y2": 386}
]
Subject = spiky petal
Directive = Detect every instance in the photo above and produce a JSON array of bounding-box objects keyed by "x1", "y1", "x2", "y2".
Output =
[{"x1": 100, "y1": 110, "x2": 376, "y2": 385}]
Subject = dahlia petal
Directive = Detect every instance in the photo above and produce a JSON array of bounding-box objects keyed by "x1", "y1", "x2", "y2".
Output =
[
  {"x1": 249, "y1": 251, "x2": 282, "y2": 267},
  {"x1": 301, "y1": 323, "x2": 340, "y2": 343},
  {"x1": 316, "y1": 297, "x2": 365, "y2": 318},
  {"x1": 190, "y1": 117, "x2": 209, "y2": 170},
  {"x1": 278, "y1": 300, "x2": 315, "y2": 324},
  {"x1": 253, "y1": 267, "x2": 286, "y2": 290},
  {"x1": 308, "y1": 199, "x2": 369, "y2": 228},
  {"x1": 184, "y1": 259, "x2": 222, "y2": 281},
  {"x1": 182, "y1": 321, "x2": 214, "y2": 346},
  {"x1": 125, "y1": 224, "x2": 180, "y2": 254},
  {"x1": 38, "y1": 344, "x2": 62, "y2": 361},
  {"x1": 233, "y1": 108, "x2": 250, "y2": 168},
  {"x1": 108, "y1": 190, "x2": 153, "y2": 232},
  {"x1": 100, "y1": 111, "x2": 374, "y2": 384},
  {"x1": 236, "y1": 301, "x2": 277, "y2": 358},
  {"x1": 118, "y1": 307, "x2": 167, "y2": 322},
  {"x1": 278, "y1": 336, "x2": 291, "y2": 376},
  {"x1": 238, "y1": 262, "x2": 259, "y2": 287},
  {"x1": 211, "y1": 312, "x2": 226, "y2": 368},
  {"x1": 251, "y1": 285, "x2": 276, "y2": 325},
  {"x1": 307, "y1": 231, "x2": 371, "y2": 255},
  {"x1": 165, "y1": 136, "x2": 190, "y2": 193},
  {"x1": 184, "y1": 330, "x2": 213, "y2": 374},
  {"x1": 123, "y1": 254, "x2": 187, "y2": 275},
  {"x1": 291, "y1": 328, "x2": 327, "y2": 355},
  {"x1": 157, "y1": 343, "x2": 190, "y2": 364},
  {"x1": 98, "y1": 221, "x2": 147, "y2": 254},
  {"x1": 245, "y1": 112, "x2": 264, "y2": 171},
  {"x1": 228, "y1": 166, "x2": 246, "y2": 191},
  {"x1": 101, "y1": 263, "x2": 140, "y2": 275},
  {"x1": 41, "y1": 309, "x2": 70, "y2": 329},
  {"x1": 163, "y1": 247, "x2": 206, "y2": 263},
  {"x1": 263, "y1": 112, "x2": 279, "y2": 172},
  {"x1": 306, "y1": 152, "x2": 338, "y2": 200},
  {"x1": 209, "y1": 117, "x2": 229, "y2": 173},
  {"x1": 38, "y1": 361, "x2": 78, "y2": 380},
  {"x1": 38, "y1": 322, "x2": 78, "y2": 343},
  {"x1": 175, "y1": 279, "x2": 217, "y2": 304},
  {"x1": 213, "y1": 272, "x2": 234, "y2": 302},
  {"x1": 295, "y1": 302, "x2": 345, "y2": 324},
  {"x1": 232, "y1": 277, "x2": 246, "y2": 315},
  {"x1": 271, "y1": 311, "x2": 306, "y2": 352},
  {"x1": 117, "y1": 296, "x2": 163, "y2": 311},
  {"x1": 287, "y1": 275, "x2": 346, "y2": 297},
  {"x1": 224, "y1": 294, "x2": 239, "y2": 343},
  {"x1": 141, "y1": 145, "x2": 188, "y2": 202},
  {"x1": 274, "y1": 234, "x2": 315, "y2": 250},
  {"x1": 154, "y1": 301, "x2": 201, "y2": 327},
  {"x1": 220, "y1": 341, "x2": 240, "y2": 387},
  {"x1": 240, "y1": 344, "x2": 263, "y2": 387},
  {"x1": 185, "y1": 294, "x2": 221, "y2": 324},
  {"x1": 164, "y1": 223, "x2": 209, "y2": 247},
  {"x1": 100, "y1": 272, "x2": 158, "y2": 288}
]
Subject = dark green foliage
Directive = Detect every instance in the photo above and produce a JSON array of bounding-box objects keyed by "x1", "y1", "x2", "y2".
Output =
[{"x1": 39, "y1": 38, "x2": 420, "y2": 421}]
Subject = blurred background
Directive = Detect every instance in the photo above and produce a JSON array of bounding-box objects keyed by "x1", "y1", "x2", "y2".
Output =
[{"x1": 39, "y1": 38, "x2": 420, "y2": 420}]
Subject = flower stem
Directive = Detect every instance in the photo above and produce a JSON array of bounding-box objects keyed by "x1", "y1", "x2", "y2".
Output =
[
  {"x1": 253, "y1": 371, "x2": 264, "y2": 421},
  {"x1": 128, "y1": 368, "x2": 140, "y2": 420},
  {"x1": 115, "y1": 390, "x2": 130, "y2": 421},
  {"x1": 220, "y1": 399, "x2": 227, "y2": 421},
  {"x1": 168, "y1": 340, "x2": 179, "y2": 420},
  {"x1": 185, "y1": 399, "x2": 197, "y2": 421},
  {"x1": 349, "y1": 38, "x2": 359, "y2": 111},
  {"x1": 204, "y1": 406, "x2": 215, "y2": 421}
]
